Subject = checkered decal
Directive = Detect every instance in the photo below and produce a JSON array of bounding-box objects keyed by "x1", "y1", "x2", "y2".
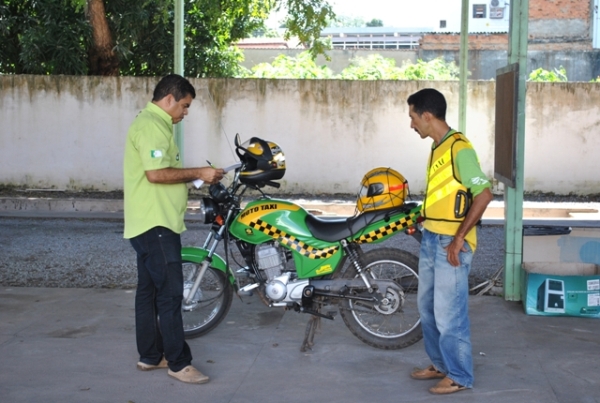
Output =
[
  {"x1": 355, "y1": 212, "x2": 419, "y2": 244},
  {"x1": 249, "y1": 219, "x2": 339, "y2": 259}
]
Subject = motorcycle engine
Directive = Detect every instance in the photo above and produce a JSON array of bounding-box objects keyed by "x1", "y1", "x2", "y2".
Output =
[
  {"x1": 255, "y1": 243, "x2": 306, "y2": 304},
  {"x1": 255, "y1": 242, "x2": 289, "y2": 281}
]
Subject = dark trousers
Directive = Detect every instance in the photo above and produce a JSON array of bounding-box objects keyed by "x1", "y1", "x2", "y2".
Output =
[{"x1": 129, "y1": 226, "x2": 192, "y2": 372}]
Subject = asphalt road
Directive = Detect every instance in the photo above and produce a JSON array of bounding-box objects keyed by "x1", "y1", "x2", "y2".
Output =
[{"x1": 0, "y1": 216, "x2": 505, "y2": 290}]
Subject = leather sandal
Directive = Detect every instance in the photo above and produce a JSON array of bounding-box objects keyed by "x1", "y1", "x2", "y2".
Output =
[
  {"x1": 410, "y1": 365, "x2": 446, "y2": 380},
  {"x1": 429, "y1": 377, "x2": 467, "y2": 394}
]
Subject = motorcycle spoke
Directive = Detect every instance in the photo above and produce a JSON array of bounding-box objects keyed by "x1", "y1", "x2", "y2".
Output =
[
  {"x1": 182, "y1": 263, "x2": 229, "y2": 334},
  {"x1": 340, "y1": 251, "x2": 421, "y2": 342},
  {"x1": 348, "y1": 300, "x2": 417, "y2": 336}
]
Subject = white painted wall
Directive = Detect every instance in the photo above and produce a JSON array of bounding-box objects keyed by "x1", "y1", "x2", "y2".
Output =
[{"x1": 1, "y1": 75, "x2": 599, "y2": 195}]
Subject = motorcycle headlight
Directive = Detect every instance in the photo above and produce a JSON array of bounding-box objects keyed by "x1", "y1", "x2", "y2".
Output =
[{"x1": 199, "y1": 197, "x2": 217, "y2": 224}]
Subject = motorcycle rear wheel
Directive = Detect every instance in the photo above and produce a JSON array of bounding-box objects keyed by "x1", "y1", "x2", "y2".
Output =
[
  {"x1": 181, "y1": 261, "x2": 233, "y2": 339},
  {"x1": 338, "y1": 248, "x2": 422, "y2": 350}
]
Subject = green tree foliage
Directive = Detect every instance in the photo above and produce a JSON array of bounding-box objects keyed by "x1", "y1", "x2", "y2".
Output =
[
  {"x1": 528, "y1": 66, "x2": 568, "y2": 82},
  {"x1": 0, "y1": 0, "x2": 335, "y2": 77},
  {"x1": 242, "y1": 53, "x2": 461, "y2": 81},
  {"x1": 246, "y1": 51, "x2": 333, "y2": 78},
  {"x1": 338, "y1": 54, "x2": 403, "y2": 80},
  {"x1": 0, "y1": 0, "x2": 91, "y2": 74},
  {"x1": 327, "y1": 15, "x2": 366, "y2": 28},
  {"x1": 397, "y1": 58, "x2": 460, "y2": 80},
  {"x1": 338, "y1": 55, "x2": 460, "y2": 80},
  {"x1": 250, "y1": 26, "x2": 282, "y2": 38},
  {"x1": 281, "y1": 0, "x2": 334, "y2": 57},
  {"x1": 365, "y1": 18, "x2": 383, "y2": 27}
]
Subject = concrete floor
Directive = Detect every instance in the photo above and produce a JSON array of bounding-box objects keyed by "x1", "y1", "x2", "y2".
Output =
[
  {"x1": 1, "y1": 287, "x2": 599, "y2": 403},
  {"x1": 1, "y1": 196, "x2": 599, "y2": 402}
]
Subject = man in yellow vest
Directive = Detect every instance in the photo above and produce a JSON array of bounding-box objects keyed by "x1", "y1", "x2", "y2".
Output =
[
  {"x1": 407, "y1": 88, "x2": 493, "y2": 394},
  {"x1": 124, "y1": 74, "x2": 224, "y2": 384}
]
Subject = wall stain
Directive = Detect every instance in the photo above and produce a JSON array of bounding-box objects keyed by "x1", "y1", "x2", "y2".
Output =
[{"x1": 2, "y1": 75, "x2": 599, "y2": 195}]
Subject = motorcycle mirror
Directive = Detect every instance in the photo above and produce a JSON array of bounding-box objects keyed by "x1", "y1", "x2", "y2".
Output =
[{"x1": 234, "y1": 133, "x2": 250, "y2": 160}]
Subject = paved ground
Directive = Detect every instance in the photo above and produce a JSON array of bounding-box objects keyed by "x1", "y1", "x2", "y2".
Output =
[
  {"x1": 1, "y1": 287, "x2": 599, "y2": 403},
  {"x1": 1, "y1": 194, "x2": 599, "y2": 402},
  {"x1": 2, "y1": 194, "x2": 599, "y2": 291},
  {"x1": 0, "y1": 216, "x2": 505, "y2": 290}
]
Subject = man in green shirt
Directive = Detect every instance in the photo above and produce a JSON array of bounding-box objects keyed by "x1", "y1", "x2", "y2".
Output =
[{"x1": 124, "y1": 74, "x2": 224, "y2": 384}]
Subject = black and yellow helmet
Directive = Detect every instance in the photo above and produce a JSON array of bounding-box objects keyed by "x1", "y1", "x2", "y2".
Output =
[
  {"x1": 236, "y1": 137, "x2": 286, "y2": 185},
  {"x1": 357, "y1": 167, "x2": 408, "y2": 213}
]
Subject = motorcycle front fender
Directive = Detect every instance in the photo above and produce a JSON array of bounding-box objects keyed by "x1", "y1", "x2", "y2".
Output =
[{"x1": 181, "y1": 247, "x2": 233, "y2": 283}]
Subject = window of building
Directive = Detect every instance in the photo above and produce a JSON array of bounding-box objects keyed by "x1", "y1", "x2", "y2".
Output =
[
  {"x1": 440, "y1": 20, "x2": 447, "y2": 28},
  {"x1": 473, "y1": 4, "x2": 486, "y2": 18},
  {"x1": 490, "y1": 7, "x2": 504, "y2": 19}
]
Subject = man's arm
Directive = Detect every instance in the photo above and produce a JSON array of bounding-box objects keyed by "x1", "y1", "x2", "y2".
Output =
[
  {"x1": 445, "y1": 187, "x2": 493, "y2": 267},
  {"x1": 146, "y1": 167, "x2": 224, "y2": 185}
]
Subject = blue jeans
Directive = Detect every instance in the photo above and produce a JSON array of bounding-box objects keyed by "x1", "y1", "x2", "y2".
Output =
[
  {"x1": 417, "y1": 228, "x2": 474, "y2": 388},
  {"x1": 130, "y1": 226, "x2": 192, "y2": 372}
]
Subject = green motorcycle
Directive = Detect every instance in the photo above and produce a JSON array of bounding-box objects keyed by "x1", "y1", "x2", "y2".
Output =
[{"x1": 181, "y1": 135, "x2": 423, "y2": 351}]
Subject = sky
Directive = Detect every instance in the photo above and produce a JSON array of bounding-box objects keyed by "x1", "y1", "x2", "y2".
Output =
[
  {"x1": 267, "y1": 0, "x2": 465, "y2": 29},
  {"x1": 327, "y1": 0, "x2": 458, "y2": 28}
]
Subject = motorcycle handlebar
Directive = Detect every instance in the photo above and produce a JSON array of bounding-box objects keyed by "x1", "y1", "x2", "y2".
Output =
[{"x1": 265, "y1": 181, "x2": 281, "y2": 189}]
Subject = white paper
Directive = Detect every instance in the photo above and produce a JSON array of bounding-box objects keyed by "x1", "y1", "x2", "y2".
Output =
[
  {"x1": 223, "y1": 162, "x2": 242, "y2": 173},
  {"x1": 192, "y1": 162, "x2": 242, "y2": 188}
]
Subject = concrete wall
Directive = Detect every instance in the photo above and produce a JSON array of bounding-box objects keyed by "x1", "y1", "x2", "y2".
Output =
[
  {"x1": 1, "y1": 75, "x2": 599, "y2": 195},
  {"x1": 528, "y1": 0, "x2": 592, "y2": 40}
]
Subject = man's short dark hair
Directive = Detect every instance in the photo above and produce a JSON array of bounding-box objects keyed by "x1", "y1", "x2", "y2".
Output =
[
  {"x1": 407, "y1": 88, "x2": 447, "y2": 121},
  {"x1": 152, "y1": 74, "x2": 196, "y2": 102}
]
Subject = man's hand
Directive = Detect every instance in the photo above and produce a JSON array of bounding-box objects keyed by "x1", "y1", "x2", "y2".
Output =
[
  {"x1": 445, "y1": 188, "x2": 493, "y2": 267},
  {"x1": 201, "y1": 167, "x2": 224, "y2": 185},
  {"x1": 445, "y1": 236, "x2": 467, "y2": 267}
]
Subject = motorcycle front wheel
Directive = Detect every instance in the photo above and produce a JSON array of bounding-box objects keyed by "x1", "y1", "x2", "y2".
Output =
[
  {"x1": 181, "y1": 261, "x2": 233, "y2": 339},
  {"x1": 338, "y1": 248, "x2": 422, "y2": 350}
]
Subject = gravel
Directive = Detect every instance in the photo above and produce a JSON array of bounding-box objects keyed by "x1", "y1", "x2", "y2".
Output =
[
  {"x1": 1, "y1": 186, "x2": 596, "y2": 296},
  {"x1": 0, "y1": 216, "x2": 505, "y2": 291}
]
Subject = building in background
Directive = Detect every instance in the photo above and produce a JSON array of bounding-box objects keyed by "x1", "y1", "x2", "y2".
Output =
[{"x1": 239, "y1": 0, "x2": 600, "y2": 81}]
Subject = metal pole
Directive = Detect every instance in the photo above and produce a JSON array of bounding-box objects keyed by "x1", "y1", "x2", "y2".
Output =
[
  {"x1": 458, "y1": 0, "x2": 469, "y2": 133},
  {"x1": 504, "y1": 0, "x2": 529, "y2": 301},
  {"x1": 174, "y1": 0, "x2": 185, "y2": 163}
]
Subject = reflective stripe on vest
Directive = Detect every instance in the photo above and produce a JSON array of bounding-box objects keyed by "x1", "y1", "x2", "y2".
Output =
[{"x1": 423, "y1": 133, "x2": 472, "y2": 222}]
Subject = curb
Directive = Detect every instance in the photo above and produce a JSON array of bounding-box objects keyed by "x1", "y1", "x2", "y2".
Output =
[{"x1": 1, "y1": 197, "x2": 599, "y2": 227}]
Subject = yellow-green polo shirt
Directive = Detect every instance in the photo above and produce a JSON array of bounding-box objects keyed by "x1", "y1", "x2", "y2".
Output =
[{"x1": 123, "y1": 102, "x2": 188, "y2": 239}]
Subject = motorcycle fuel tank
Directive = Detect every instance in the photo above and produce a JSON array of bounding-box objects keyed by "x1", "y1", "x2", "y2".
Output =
[{"x1": 229, "y1": 199, "x2": 343, "y2": 278}]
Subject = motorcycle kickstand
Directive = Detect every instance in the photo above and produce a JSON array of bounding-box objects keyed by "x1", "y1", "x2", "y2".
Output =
[
  {"x1": 300, "y1": 315, "x2": 320, "y2": 353},
  {"x1": 299, "y1": 307, "x2": 335, "y2": 352}
]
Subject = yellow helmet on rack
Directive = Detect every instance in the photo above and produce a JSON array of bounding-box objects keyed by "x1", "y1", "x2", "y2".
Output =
[{"x1": 357, "y1": 167, "x2": 409, "y2": 213}]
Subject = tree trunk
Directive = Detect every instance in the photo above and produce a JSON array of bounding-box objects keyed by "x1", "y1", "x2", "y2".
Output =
[{"x1": 87, "y1": 0, "x2": 119, "y2": 75}]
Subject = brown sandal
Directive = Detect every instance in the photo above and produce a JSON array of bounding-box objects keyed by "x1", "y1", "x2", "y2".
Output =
[
  {"x1": 410, "y1": 365, "x2": 446, "y2": 380},
  {"x1": 429, "y1": 377, "x2": 467, "y2": 394}
]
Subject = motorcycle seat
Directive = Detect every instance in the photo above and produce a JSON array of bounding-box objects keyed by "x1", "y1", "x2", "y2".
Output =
[{"x1": 305, "y1": 202, "x2": 419, "y2": 242}]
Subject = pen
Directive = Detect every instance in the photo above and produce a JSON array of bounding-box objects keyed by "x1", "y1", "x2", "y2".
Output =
[{"x1": 206, "y1": 160, "x2": 216, "y2": 168}]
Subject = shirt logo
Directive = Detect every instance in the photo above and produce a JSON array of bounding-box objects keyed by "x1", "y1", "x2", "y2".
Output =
[
  {"x1": 150, "y1": 150, "x2": 163, "y2": 158},
  {"x1": 471, "y1": 177, "x2": 489, "y2": 186},
  {"x1": 176, "y1": 153, "x2": 180, "y2": 161}
]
